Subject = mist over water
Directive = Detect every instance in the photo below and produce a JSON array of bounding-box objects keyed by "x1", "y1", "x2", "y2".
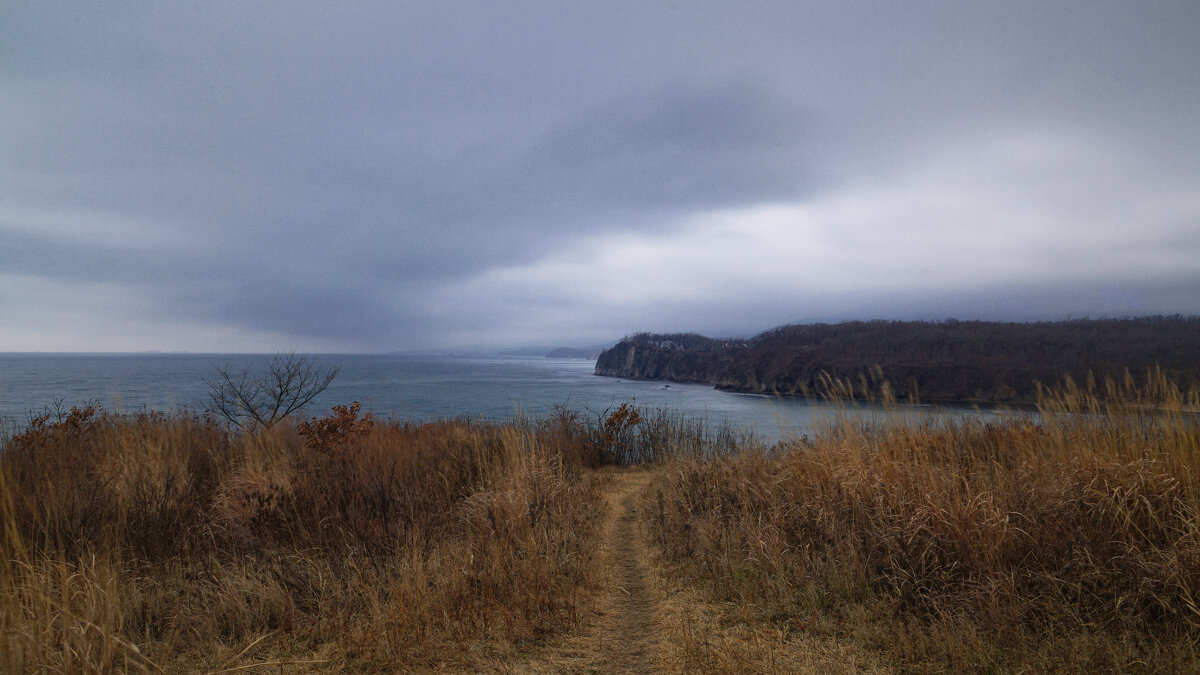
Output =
[{"x1": 0, "y1": 354, "x2": 1009, "y2": 443}]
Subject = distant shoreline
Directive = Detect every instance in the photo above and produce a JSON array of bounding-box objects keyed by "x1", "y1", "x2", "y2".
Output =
[{"x1": 594, "y1": 317, "x2": 1200, "y2": 406}]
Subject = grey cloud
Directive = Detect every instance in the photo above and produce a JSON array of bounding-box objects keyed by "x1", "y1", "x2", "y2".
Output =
[
  {"x1": 2, "y1": 2, "x2": 1198, "y2": 351},
  {"x1": 552, "y1": 276, "x2": 1200, "y2": 347},
  {"x1": 524, "y1": 82, "x2": 816, "y2": 212}
]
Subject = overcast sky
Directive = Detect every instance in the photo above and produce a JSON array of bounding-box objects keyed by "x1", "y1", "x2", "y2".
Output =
[{"x1": 3, "y1": 2, "x2": 1198, "y2": 352}]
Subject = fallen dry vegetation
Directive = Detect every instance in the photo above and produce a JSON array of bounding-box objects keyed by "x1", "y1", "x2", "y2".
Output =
[{"x1": 2, "y1": 373, "x2": 1199, "y2": 673}]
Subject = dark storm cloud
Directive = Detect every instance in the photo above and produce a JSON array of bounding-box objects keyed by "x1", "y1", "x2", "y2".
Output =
[
  {"x1": 523, "y1": 83, "x2": 815, "y2": 212},
  {"x1": 2, "y1": 2, "x2": 1198, "y2": 351}
]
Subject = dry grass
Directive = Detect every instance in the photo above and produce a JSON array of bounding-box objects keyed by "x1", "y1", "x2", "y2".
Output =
[
  {"x1": 0, "y1": 404, "x2": 612, "y2": 672},
  {"x1": 6, "y1": 372, "x2": 1199, "y2": 673},
  {"x1": 643, "y1": 372, "x2": 1200, "y2": 672}
]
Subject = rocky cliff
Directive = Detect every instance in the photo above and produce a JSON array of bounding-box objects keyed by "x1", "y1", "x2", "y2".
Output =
[{"x1": 593, "y1": 333, "x2": 746, "y2": 384}]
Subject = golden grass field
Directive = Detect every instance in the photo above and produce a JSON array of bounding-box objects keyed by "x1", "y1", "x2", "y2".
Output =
[{"x1": 2, "y1": 373, "x2": 1198, "y2": 673}]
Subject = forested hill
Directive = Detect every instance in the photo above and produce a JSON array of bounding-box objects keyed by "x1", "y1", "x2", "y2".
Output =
[{"x1": 594, "y1": 317, "x2": 1200, "y2": 404}]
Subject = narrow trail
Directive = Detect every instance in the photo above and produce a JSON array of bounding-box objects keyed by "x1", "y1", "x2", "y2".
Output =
[
  {"x1": 500, "y1": 469, "x2": 893, "y2": 675},
  {"x1": 507, "y1": 469, "x2": 660, "y2": 674},
  {"x1": 593, "y1": 470, "x2": 658, "y2": 673}
]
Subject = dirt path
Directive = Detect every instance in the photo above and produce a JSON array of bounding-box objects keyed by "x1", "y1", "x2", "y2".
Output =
[
  {"x1": 592, "y1": 469, "x2": 658, "y2": 673},
  {"x1": 492, "y1": 469, "x2": 890, "y2": 674},
  {"x1": 506, "y1": 469, "x2": 660, "y2": 674}
]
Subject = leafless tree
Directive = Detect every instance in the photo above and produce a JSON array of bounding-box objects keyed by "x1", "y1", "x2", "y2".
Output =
[{"x1": 206, "y1": 352, "x2": 339, "y2": 432}]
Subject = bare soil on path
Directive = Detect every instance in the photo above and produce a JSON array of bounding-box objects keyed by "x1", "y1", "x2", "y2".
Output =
[
  {"x1": 592, "y1": 469, "x2": 659, "y2": 673},
  {"x1": 484, "y1": 468, "x2": 890, "y2": 674},
  {"x1": 502, "y1": 468, "x2": 660, "y2": 674}
]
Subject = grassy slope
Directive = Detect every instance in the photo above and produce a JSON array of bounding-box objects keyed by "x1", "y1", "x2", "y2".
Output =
[
  {"x1": 0, "y1": 406, "x2": 609, "y2": 672},
  {"x1": 644, "y1": 373, "x2": 1200, "y2": 672},
  {"x1": 3, "y1": 375, "x2": 1199, "y2": 672}
]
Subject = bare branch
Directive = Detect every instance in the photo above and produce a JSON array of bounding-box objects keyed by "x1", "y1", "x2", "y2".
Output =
[{"x1": 205, "y1": 353, "x2": 339, "y2": 432}]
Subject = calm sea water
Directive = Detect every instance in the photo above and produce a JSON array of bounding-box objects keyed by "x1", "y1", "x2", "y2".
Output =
[{"x1": 0, "y1": 353, "x2": 1006, "y2": 443}]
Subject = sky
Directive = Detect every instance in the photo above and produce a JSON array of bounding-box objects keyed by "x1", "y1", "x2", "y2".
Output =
[{"x1": 2, "y1": 1, "x2": 1199, "y2": 353}]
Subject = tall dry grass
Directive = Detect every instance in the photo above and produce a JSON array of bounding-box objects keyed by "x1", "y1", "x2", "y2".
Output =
[
  {"x1": 644, "y1": 372, "x2": 1200, "y2": 672},
  {"x1": 11, "y1": 375, "x2": 1193, "y2": 672},
  {"x1": 0, "y1": 403, "x2": 609, "y2": 672},
  {"x1": 549, "y1": 401, "x2": 754, "y2": 466}
]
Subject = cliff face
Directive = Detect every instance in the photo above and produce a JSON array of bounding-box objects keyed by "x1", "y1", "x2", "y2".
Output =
[
  {"x1": 593, "y1": 333, "x2": 745, "y2": 384},
  {"x1": 596, "y1": 318, "x2": 1200, "y2": 404}
]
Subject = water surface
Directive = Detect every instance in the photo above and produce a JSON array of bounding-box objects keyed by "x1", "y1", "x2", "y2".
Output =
[{"x1": 0, "y1": 353, "x2": 1009, "y2": 442}]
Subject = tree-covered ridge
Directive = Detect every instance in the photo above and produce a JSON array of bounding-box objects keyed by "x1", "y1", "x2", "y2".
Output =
[
  {"x1": 596, "y1": 316, "x2": 1200, "y2": 403},
  {"x1": 617, "y1": 332, "x2": 748, "y2": 352}
]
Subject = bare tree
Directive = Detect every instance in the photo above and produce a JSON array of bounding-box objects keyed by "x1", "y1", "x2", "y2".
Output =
[{"x1": 206, "y1": 352, "x2": 339, "y2": 432}]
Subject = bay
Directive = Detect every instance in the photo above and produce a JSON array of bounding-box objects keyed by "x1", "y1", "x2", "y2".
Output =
[{"x1": 0, "y1": 353, "x2": 1007, "y2": 443}]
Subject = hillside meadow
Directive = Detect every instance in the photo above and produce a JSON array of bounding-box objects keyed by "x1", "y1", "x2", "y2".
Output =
[{"x1": 2, "y1": 372, "x2": 1198, "y2": 672}]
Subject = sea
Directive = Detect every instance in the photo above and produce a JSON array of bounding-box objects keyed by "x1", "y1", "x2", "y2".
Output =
[{"x1": 0, "y1": 353, "x2": 1010, "y2": 443}]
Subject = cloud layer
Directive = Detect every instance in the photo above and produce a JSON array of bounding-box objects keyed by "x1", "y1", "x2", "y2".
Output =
[{"x1": 3, "y1": 2, "x2": 1198, "y2": 351}]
